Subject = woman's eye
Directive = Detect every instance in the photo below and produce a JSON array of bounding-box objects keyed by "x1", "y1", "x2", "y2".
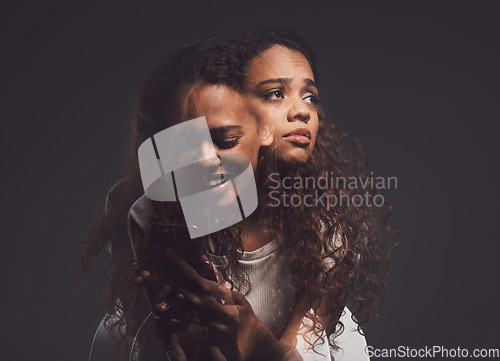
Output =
[
  {"x1": 210, "y1": 128, "x2": 243, "y2": 150},
  {"x1": 263, "y1": 89, "x2": 284, "y2": 101},
  {"x1": 214, "y1": 136, "x2": 242, "y2": 150},
  {"x1": 303, "y1": 93, "x2": 318, "y2": 105}
]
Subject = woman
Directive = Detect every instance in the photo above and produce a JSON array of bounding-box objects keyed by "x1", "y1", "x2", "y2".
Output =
[
  {"x1": 82, "y1": 28, "x2": 391, "y2": 361},
  {"x1": 172, "y1": 28, "x2": 388, "y2": 358}
]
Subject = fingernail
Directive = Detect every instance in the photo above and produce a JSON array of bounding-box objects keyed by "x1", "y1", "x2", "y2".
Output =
[
  {"x1": 171, "y1": 293, "x2": 184, "y2": 309},
  {"x1": 154, "y1": 302, "x2": 168, "y2": 316}
]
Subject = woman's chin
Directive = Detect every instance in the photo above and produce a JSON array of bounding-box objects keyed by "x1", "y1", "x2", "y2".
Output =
[{"x1": 278, "y1": 148, "x2": 312, "y2": 164}]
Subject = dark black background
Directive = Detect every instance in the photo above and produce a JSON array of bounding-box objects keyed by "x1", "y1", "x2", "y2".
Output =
[{"x1": 1, "y1": 1, "x2": 499, "y2": 360}]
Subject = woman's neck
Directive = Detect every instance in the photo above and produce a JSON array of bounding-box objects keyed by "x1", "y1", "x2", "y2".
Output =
[{"x1": 235, "y1": 210, "x2": 275, "y2": 252}]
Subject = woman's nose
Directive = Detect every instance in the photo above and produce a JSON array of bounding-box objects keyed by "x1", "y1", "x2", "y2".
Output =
[
  {"x1": 202, "y1": 155, "x2": 222, "y2": 167},
  {"x1": 198, "y1": 155, "x2": 222, "y2": 174},
  {"x1": 287, "y1": 97, "x2": 311, "y2": 123},
  {"x1": 196, "y1": 140, "x2": 222, "y2": 169},
  {"x1": 200, "y1": 140, "x2": 217, "y2": 159}
]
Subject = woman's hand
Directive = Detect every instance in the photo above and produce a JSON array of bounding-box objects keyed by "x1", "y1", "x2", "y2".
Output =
[
  {"x1": 136, "y1": 258, "x2": 228, "y2": 361},
  {"x1": 155, "y1": 292, "x2": 229, "y2": 361},
  {"x1": 162, "y1": 248, "x2": 303, "y2": 361}
]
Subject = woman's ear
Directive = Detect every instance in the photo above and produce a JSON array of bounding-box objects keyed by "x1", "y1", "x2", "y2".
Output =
[{"x1": 259, "y1": 124, "x2": 275, "y2": 146}]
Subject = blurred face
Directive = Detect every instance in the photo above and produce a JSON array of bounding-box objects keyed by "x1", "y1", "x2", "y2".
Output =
[
  {"x1": 243, "y1": 45, "x2": 319, "y2": 163},
  {"x1": 181, "y1": 85, "x2": 273, "y2": 207},
  {"x1": 184, "y1": 84, "x2": 273, "y2": 172}
]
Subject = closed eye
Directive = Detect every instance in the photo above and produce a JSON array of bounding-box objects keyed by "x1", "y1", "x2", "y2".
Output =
[
  {"x1": 210, "y1": 127, "x2": 243, "y2": 150},
  {"x1": 214, "y1": 136, "x2": 242, "y2": 150}
]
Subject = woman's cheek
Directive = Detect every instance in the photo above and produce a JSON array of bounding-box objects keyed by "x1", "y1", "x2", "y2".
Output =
[{"x1": 260, "y1": 105, "x2": 284, "y2": 129}]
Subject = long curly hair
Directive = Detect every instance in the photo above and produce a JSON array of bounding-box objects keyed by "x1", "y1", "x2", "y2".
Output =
[{"x1": 76, "y1": 27, "x2": 396, "y2": 356}]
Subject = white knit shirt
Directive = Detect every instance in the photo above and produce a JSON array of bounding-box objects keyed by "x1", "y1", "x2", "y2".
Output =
[{"x1": 209, "y1": 238, "x2": 369, "y2": 361}]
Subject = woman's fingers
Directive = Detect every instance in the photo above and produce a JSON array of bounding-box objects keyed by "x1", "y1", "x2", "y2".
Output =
[
  {"x1": 138, "y1": 270, "x2": 176, "y2": 311},
  {"x1": 156, "y1": 293, "x2": 187, "y2": 339},
  {"x1": 153, "y1": 246, "x2": 244, "y2": 345},
  {"x1": 228, "y1": 290, "x2": 246, "y2": 306},
  {"x1": 177, "y1": 285, "x2": 240, "y2": 327},
  {"x1": 153, "y1": 301, "x2": 168, "y2": 317},
  {"x1": 192, "y1": 255, "x2": 218, "y2": 282},
  {"x1": 138, "y1": 270, "x2": 159, "y2": 305},
  {"x1": 200, "y1": 282, "x2": 234, "y2": 305},
  {"x1": 163, "y1": 248, "x2": 234, "y2": 301}
]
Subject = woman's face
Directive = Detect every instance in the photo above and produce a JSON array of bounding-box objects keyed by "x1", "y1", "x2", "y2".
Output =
[
  {"x1": 243, "y1": 45, "x2": 319, "y2": 163},
  {"x1": 184, "y1": 84, "x2": 273, "y2": 172}
]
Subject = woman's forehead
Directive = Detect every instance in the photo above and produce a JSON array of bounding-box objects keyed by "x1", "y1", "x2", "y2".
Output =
[
  {"x1": 245, "y1": 45, "x2": 315, "y2": 85},
  {"x1": 186, "y1": 85, "x2": 257, "y2": 128}
]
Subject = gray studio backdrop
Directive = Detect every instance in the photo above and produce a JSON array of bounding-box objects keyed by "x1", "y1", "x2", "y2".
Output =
[{"x1": 1, "y1": 1, "x2": 499, "y2": 360}]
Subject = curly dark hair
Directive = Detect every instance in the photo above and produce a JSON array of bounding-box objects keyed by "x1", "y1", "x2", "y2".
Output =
[{"x1": 76, "y1": 27, "x2": 396, "y2": 356}]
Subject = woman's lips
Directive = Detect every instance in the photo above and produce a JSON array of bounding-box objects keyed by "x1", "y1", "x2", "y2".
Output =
[
  {"x1": 209, "y1": 179, "x2": 223, "y2": 187},
  {"x1": 210, "y1": 179, "x2": 231, "y2": 194},
  {"x1": 206, "y1": 171, "x2": 232, "y2": 192},
  {"x1": 283, "y1": 128, "x2": 311, "y2": 146}
]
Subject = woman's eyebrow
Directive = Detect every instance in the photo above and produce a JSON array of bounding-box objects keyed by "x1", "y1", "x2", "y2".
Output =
[
  {"x1": 257, "y1": 78, "x2": 291, "y2": 86},
  {"x1": 304, "y1": 78, "x2": 317, "y2": 88},
  {"x1": 256, "y1": 77, "x2": 317, "y2": 88}
]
